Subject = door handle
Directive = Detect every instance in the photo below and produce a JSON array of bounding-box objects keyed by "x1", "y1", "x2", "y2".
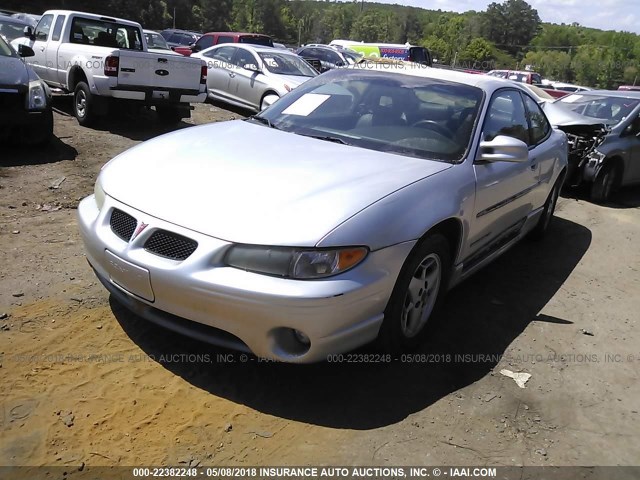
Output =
[
  {"x1": 228, "y1": 72, "x2": 235, "y2": 78},
  {"x1": 40, "y1": 46, "x2": 45, "y2": 51},
  {"x1": 530, "y1": 157, "x2": 538, "y2": 170}
]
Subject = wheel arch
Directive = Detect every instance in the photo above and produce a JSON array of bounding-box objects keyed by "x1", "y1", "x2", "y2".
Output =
[
  {"x1": 67, "y1": 66, "x2": 88, "y2": 93},
  {"x1": 419, "y1": 217, "x2": 464, "y2": 268}
]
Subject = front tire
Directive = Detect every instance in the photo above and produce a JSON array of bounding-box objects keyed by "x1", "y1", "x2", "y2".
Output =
[
  {"x1": 73, "y1": 81, "x2": 96, "y2": 127},
  {"x1": 378, "y1": 234, "x2": 450, "y2": 353},
  {"x1": 260, "y1": 93, "x2": 279, "y2": 111},
  {"x1": 591, "y1": 161, "x2": 620, "y2": 203}
]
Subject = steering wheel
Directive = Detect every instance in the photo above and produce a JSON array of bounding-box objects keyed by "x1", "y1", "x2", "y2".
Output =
[{"x1": 411, "y1": 120, "x2": 454, "y2": 138}]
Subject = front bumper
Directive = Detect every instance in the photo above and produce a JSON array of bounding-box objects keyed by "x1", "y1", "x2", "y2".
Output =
[
  {"x1": 77, "y1": 194, "x2": 414, "y2": 363},
  {"x1": 0, "y1": 108, "x2": 51, "y2": 142}
]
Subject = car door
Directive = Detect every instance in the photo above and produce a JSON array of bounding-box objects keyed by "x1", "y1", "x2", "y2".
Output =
[
  {"x1": 202, "y1": 45, "x2": 237, "y2": 101},
  {"x1": 469, "y1": 89, "x2": 540, "y2": 254},
  {"x1": 47, "y1": 14, "x2": 66, "y2": 87},
  {"x1": 521, "y1": 92, "x2": 556, "y2": 206},
  {"x1": 30, "y1": 13, "x2": 54, "y2": 81},
  {"x1": 229, "y1": 47, "x2": 263, "y2": 110}
]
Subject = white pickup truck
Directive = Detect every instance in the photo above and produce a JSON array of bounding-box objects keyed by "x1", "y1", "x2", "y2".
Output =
[{"x1": 12, "y1": 10, "x2": 207, "y2": 125}]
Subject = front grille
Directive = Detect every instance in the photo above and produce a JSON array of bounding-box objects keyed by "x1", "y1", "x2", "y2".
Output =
[
  {"x1": 110, "y1": 209, "x2": 137, "y2": 241},
  {"x1": 144, "y1": 230, "x2": 197, "y2": 260},
  {"x1": 0, "y1": 92, "x2": 23, "y2": 111}
]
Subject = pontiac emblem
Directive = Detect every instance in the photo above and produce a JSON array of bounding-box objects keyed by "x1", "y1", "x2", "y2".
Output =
[{"x1": 131, "y1": 222, "x2": 148, "y2": 241}]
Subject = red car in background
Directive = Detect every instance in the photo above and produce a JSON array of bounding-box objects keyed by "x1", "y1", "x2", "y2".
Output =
[{"x1": 173, "y1": 32, "x2": 274, "y2": 56}]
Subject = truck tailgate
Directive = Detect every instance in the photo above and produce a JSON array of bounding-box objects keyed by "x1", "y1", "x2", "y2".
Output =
[{"x1": 117, "y1": 51, "x2": 202, "y2": 90}]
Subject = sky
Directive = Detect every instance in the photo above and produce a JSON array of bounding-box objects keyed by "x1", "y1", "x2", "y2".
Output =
[{"x1": 366, "y1": 0, "x2": 640, "y2": 34}]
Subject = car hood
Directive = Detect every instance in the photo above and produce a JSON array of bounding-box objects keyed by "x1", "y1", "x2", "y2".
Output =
[
  {"x1": 101, "y1": 120, "x2": 451, "y2": 246},
  {"x1": 542, "y1": 101, "x2": 606, "y2": 127},
  {"x1": 263, "y1": 73, "x2": 311, "y2": 90},
  {"x1": 0, "y1": 56, "x2": 31, "y2": 89}
]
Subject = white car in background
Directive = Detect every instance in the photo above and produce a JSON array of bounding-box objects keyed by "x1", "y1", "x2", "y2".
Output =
[
  {"x1": 143, "y1": 29, "x2": 181, "y2": 56},
  {"x1": 192, "y1": 43, "x2": 318, "y2": 111}
]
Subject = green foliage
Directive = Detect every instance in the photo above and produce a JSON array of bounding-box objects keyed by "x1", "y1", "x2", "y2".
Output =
[{"x1": 9, "y1": 0, "x2": 640, "y2": 87}]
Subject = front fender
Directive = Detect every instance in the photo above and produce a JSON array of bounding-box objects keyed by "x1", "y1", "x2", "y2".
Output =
[{"x1": 316, "y1": 165, "x2": 474, "y2": 259}]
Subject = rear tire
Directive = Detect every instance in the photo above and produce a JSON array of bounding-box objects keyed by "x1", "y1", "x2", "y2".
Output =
[
  {"x1": 591, "y1": 161, "x2": 620, "y2": 204},
  {"x1": 73, "y1": 81, "x2": 96, "y2": 127},
  {"x1": 378, "y1": 234, "x2": 450, "y2": 353}
]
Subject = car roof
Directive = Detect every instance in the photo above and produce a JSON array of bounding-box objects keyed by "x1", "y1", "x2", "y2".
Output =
[
  {"x1": 347, "y1": 63, "x2": 536, "y2": 94},
  {"x1": 565, "y1": 90, "x2": 640, "y2": 100},
  {"x1": 40, "y1": 10, "x2": 141, "y2": 25},
  {"x1": 205, "y1": 32, "x2": 270, "y2": 37},
  {"x1": 0, "y1": 16, "x2": 30, "y2": 26}
]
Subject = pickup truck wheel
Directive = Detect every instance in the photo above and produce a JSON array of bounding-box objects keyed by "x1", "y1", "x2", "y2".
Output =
[
  {"x1": 529, "y1": 176, "x2": 561, "y2": 240},
  {"x1": 73, "y1": 82, "x2": 96, "y2": 126},
  {"x1": 156, "y1": 106, "x2": 182, "y2": 124},
  {"x1": 378, "y1": 234, "x2": 450, "y2": 353},
  {"x1": 590, "y1": 161, "x2": 620, "y2": 204}
]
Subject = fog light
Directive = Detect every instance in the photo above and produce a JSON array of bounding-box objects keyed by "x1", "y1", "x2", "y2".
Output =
[{"x1": 293, "y1": 329, "x2": 310, "y2": 345}]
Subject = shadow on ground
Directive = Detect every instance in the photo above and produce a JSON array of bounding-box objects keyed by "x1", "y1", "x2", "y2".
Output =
[
  {"x1": 0, "y1": 135, "x2": 78, "y2": 167},
  {"x1": 563, "y1": 184, "x2": 640, "y2": 209},
  {"x1": 51, "y1": 95, "x2": 194, "y2": 142},
  {"x1": 111, "y1": 216, "x2": 591, "y2": 430}
]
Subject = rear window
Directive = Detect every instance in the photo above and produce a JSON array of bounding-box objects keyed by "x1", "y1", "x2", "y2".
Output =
[
  {"x1": 69, "y1": 17, "x2": 142, "y2": 50},
  {"x1": 239, "y1": 35, "x2": 273, "y2": 47}
]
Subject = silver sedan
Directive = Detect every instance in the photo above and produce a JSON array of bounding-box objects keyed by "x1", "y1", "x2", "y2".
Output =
[
  {"x1": 78, "y1": 66, "x2": 567, "y2": 363},
  {"x1": 192, "y1": 44, "x2": 317, "y2": 112}
]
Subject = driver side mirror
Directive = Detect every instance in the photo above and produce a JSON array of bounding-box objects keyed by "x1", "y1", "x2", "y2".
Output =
[
  {"x1": 191, "y1": 44, "x2": 200, "y2": 52},
  {"x1": 623, "y1": 117, "x2": 640, "y2": 137},
  {"x1": 23, "y1": 26, "x2": 35, "y2": 40},
  {"x1": 476, "y1": 135, "x2": 529, "y2": 163},
  {"x1": 18, "y1": 44, "x2": 35, "y2": 58}
]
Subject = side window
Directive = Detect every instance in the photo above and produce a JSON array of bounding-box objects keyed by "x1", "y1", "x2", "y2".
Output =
[
  {"x1": 197, "y1": 35, "x2": 214, "y2": 50},
  {"x1": 34, "y1": 14, "x2": 54, "y2": 41},
  {"x1": 232, "y1": 48, "x2": 257, "y2": 69},
  {"x1": 51, "y1": 15, "x2": 65, "y2": 41},
  {"x1": 522, "y1": 93, "x2": 551, "y2": 146},
  {"x1": 482, "y1": 90, "x2": 529, "y2": 144},
  {"x1": 210, "y1": 46, "x2": 236, "y2": 63},
  {"x1": 217, "y1": 35, "x2": 234, "y2": 44}
]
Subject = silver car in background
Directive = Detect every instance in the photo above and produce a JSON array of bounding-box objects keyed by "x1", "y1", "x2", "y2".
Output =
[
  {"x1": 78, "y1": 66, "x2": 567, "y2": 363},
  {"x1": 192, "y1": 43, "x2": 317, "y2": 111}
]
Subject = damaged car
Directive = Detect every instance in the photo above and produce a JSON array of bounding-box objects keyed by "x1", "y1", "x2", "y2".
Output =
[{"x1": 543, "y1": 91, "x2": 640, "y2": 203}]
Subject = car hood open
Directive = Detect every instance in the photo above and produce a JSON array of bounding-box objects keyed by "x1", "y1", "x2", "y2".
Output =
[
  {"x1": 101, "y1": 120, "x2": 451, "y2": 246},
  {"x1": 542, "y1": 101, "x2": 606, "y2": 127}
]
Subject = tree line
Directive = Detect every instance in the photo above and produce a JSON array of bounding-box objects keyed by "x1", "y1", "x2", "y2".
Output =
[{"x1": 9, "y1": 0, "x2": 640, "y2": 88}]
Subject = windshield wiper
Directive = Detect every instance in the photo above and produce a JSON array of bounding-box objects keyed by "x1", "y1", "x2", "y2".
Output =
[
  {"x1": 297, "y1": 133, "x2": 351, "y2": 145},
  {"x1": 247, "y1": 115, "x2": 278, "y2": 129}
]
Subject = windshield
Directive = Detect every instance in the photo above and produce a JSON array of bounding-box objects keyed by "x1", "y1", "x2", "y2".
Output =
[
  {"x1": 258, "y1": 69, "x2": 483, "y2": 163},
  {"x1": 0, "y1": 20, "x2": 27, "y2": 41},
  {"x1": 239, "y1": 36, "x2": 273, "y2": 47},
  {"x1": 258, "y1": 52, "x2": 318, "y2": 77},
  {"x1": 70, "y1": 17, "x2": 143, "y2": 51},
  {"x1": 342, "y1": 50, "x2": 362, "y2": 65},
  {"x1": 558, "y1": 94, "x2": 640, "y2": 125},
  {"x1": 0, "y1": 34, "x2": 16, "y2": 57},
  {"x1": 145, "y1": 32, "x2": 169, "y2": 50}
]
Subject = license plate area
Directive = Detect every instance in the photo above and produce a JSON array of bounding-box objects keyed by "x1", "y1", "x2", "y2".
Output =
[
  {"x1": 152, "y1": 90, "x2": 170, "y2": 100},
  {"x1": 104, "y1": 250, "x2": 154, "y2": 302}
]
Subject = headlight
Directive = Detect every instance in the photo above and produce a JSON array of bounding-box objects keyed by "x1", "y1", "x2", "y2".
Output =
[
  {"x1": 94, "y1": 177, "x2": 106, "y2": 211},
  {"x1": 27, "y1": 80, "x2": 47, "y2": 110},
  {"x1": 225, "y1": 245, "x2": 368, "y2": 279}
]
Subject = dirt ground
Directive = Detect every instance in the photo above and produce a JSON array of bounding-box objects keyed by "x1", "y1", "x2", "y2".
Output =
[{"x1": 1, "y1": 96, "x2": 639, "y2": 473}]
